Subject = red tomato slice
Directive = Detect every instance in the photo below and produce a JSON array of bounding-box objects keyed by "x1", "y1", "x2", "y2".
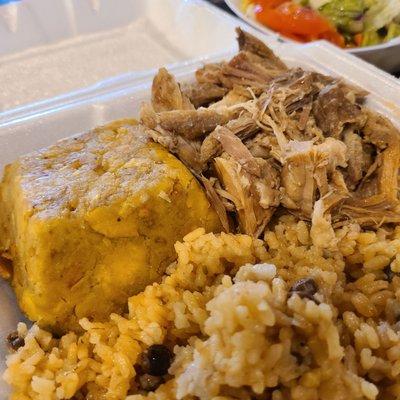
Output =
[
  {"x1": 320, "y1": 30, "x2": 346, "y2": 47},
  {"x1": 353, "y1": 33, "x2": 363, "y2": 46},
  {"x1": 278, "y1": 30, "x2": 308, "y2": 42},
  {"x1": 252, "y1": 1, "x2": 345, "y2": 47}
]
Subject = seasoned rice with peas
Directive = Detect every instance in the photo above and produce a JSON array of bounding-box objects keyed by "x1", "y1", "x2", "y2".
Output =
[{"x1": 4, "y1": 215, "x2": 400, "y2": 399}]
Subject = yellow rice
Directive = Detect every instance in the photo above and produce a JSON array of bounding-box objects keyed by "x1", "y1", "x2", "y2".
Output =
[{"x1": 3, "y1": 215, "x2": 400, "y2": 399}]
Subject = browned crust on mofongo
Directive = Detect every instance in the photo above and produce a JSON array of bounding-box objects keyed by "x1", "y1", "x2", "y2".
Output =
[
  {"x1": 0, "y1": 253, "x2": 12, "y2": 280},
  {"x1": 0, "y1": 120, "x2": 222, "y2": 333},
  {"x1": 141, "y1": 27, "x2": 400, "y2": 241}
]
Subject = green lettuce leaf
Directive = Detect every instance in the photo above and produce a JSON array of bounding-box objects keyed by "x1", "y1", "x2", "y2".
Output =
[
  {"x1": 320, "y1": 0, "x2": 365, "y2": 32},
  {"x1": 363, "y1": 0, "x2": 375, "y2": 8},
  {"x1": 361, "y1": 30, "x2": 383, "y2": 45},
  {"x1": 364, "y1": 0, "x2": 400, "y2": 31},
  {"x1": 308, "y1": 0, "x2": 332, "y2": 9},
  {"x1": 385, "y1": 22, "x2": 400, "y2": 40}
]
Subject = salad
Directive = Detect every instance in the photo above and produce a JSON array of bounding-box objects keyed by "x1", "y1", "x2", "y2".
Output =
[{"x1": 242, "y1": 0, "x2": 400, "y2": 47}]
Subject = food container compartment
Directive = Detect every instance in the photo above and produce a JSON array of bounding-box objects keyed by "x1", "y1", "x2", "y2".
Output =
[{"x1": 1, "y1": 5, "x2": 400, "y2": 398}]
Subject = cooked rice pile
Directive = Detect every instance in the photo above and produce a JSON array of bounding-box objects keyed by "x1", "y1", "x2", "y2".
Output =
[{"x1": 4, "y1": 217, "x2": 400, "y2": 399}]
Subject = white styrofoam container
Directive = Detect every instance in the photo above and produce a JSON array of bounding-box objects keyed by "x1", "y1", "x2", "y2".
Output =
[
  {"x1": 0, "y1": 0, "x2": 244, "y2": 112},
  {"x1": 225, "y1": 0, "x2": 400, "y2": 73},
  {"x1": 1, "y1": 0, "x2": 400, "y2": 397}
]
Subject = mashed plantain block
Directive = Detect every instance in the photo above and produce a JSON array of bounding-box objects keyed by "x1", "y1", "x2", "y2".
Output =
[{"x1": 0, "y1": 120, "x2": 221, "y2": 333}]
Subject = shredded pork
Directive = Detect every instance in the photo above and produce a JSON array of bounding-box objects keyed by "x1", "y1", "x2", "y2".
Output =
[{"x1": 140, "y1": 28, "x2": 400, "y2": 242}]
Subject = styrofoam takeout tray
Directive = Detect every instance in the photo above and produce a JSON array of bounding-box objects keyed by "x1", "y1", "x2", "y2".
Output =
[
  {"x1": 1, "y1": 0, "x2": 400, "y2": 397},
  {"x1": 0, "y1": 0, "x2": 244, "y2": 112}
]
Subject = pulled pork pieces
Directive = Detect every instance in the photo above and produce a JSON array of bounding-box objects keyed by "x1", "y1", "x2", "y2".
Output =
[
  {"x1": 280, "y1": 138, "x2": 348, "y2": 218},
  {"x1": 213, "y1": 127, "x2": 280, "y2": 236},
  {"x1": 140, "y1": 28, "x2": 400, "y2": 241}
]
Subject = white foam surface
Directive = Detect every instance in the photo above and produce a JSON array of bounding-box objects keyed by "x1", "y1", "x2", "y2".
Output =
[{"x1": 0, "y1": 0, "x2": 239, "y2": 111}]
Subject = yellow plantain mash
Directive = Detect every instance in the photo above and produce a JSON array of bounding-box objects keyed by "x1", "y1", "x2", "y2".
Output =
[{"x1": 0, "y1": 120, "x2": 221, "y2": 333}]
